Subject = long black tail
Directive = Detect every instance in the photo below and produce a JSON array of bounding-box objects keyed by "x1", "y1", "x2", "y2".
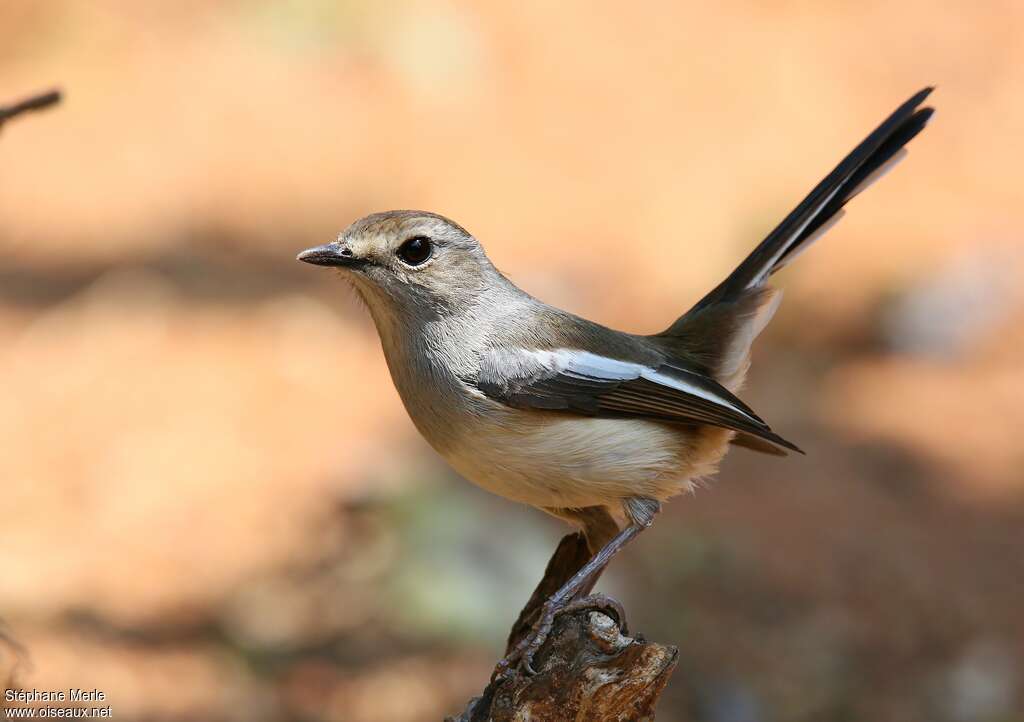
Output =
[
  {"x1": 653, "y1": 88, "x2": 935, "y2": 457},
  {"x1": 688, "y1": 87, "x2": 934, "y2": 314}
]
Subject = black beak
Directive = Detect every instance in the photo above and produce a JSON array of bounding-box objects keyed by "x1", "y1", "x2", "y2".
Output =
[{"x1": 296, "y1": 243, "x2": 363, "y2": 268}]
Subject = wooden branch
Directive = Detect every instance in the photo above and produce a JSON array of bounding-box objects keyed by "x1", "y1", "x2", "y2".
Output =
[
  {"x1": 448, "y1": 533, "x2": 678, "y2": 721},
  {"x1": 0, "y1": 89, "x2": 61, "y2": 129}
]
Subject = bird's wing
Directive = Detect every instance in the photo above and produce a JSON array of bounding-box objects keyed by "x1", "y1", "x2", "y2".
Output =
[{"x1": 473, "y1": 347, "x2": 801, "y2": 453}]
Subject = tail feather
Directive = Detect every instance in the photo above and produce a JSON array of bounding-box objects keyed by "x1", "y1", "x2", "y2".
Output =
[
  {"x1": 689, "y1": 87, "x2": 934, "y2": 315},
  {"x1": 651, "y1": 89, "x2": 934, "y2": 454}
]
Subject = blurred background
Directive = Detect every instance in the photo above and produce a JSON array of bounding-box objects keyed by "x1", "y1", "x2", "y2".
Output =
[{"x1": 2, "y1": 2, "x2": 1023, "y2": 721}]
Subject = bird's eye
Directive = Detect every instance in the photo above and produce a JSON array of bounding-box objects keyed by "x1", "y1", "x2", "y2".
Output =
[{"x1": 397, "y1": 236, "x2": 432, "y2": 266}]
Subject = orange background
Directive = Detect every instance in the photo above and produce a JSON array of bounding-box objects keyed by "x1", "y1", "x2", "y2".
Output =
[{"x1": 2, "y1": 2, "x2": 1022, "y2": 721}]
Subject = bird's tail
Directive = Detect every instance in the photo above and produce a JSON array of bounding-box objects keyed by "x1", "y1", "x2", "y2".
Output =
[
  {"x1": 655, "y1": 88, "x2": 934, "y2": 388},
  {"x1": 694, "y1": 88, "x2": 933, "y2": 312}
]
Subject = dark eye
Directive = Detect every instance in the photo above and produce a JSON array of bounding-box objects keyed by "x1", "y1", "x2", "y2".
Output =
[{"x1": 397, "y1": 236, "x2": 432, "y2": 266}]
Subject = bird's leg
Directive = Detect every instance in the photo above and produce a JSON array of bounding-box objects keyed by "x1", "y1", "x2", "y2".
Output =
[
  {"x1": 504, "y1": 506, "x2": 619, "y2": 651},
  {"x1": 494, "y1": 496, "x2": 660, "y2": 679},
  {"x1": 569, "y1": 505, "x2": 623, "y2": 557}
]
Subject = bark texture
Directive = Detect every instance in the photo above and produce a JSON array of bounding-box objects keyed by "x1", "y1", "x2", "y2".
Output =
[{"x1": 448, "y1": 533, "x2": 678, "y2": 722}]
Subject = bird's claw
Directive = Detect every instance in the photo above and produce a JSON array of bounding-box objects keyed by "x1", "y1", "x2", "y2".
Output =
[{"x1": 491, "y1": 593, "x2": 627, "y2": 681}]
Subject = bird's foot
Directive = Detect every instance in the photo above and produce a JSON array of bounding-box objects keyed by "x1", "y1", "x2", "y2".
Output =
[{"x1": 491, "y1": 593, "x2": 627, "y2": 680}]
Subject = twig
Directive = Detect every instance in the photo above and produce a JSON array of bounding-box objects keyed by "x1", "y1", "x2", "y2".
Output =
[
  {"x1": 0, "y1": 89, "x2": 62, "y2": 128},
  {"x1": 448, "y1": 533, "x2": 678, "y2": 721}
]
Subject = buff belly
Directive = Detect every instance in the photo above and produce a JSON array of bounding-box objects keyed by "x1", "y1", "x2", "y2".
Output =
[{"x1": 441, "y1": 411, "x2": 734, "y2": 511}]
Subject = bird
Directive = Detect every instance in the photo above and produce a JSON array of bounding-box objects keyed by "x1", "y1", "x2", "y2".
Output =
[{"x1": 297, "y1": 88, "x2": 934, "y2": 675}]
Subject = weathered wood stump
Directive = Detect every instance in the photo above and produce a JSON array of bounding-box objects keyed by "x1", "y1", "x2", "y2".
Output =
[{"x1": 448, "y1": 533, "x2": 678, "y2": 721}]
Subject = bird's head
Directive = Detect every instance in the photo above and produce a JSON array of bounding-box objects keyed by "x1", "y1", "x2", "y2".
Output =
[{"x1": 298, "y1": 210, "x2": 498, "y2": 322}]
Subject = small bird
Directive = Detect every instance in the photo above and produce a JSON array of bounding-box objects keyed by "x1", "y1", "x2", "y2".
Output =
[{"x1": 298, "y1": 88, "x2": 934, "y2": 673}]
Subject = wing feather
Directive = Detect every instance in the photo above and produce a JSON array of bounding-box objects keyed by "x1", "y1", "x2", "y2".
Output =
[{"x1": 475, "y1": 348, "x2": 801, "y2": 453}]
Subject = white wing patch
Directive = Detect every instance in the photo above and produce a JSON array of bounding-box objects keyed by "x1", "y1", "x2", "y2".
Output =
[{"x1": 537, "y1": 349, "x2": 760, "y2": 422}]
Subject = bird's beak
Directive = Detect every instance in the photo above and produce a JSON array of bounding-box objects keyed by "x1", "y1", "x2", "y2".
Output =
[{"x1": 296, "y1": 242, "x2": 362, "y2": 268}]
